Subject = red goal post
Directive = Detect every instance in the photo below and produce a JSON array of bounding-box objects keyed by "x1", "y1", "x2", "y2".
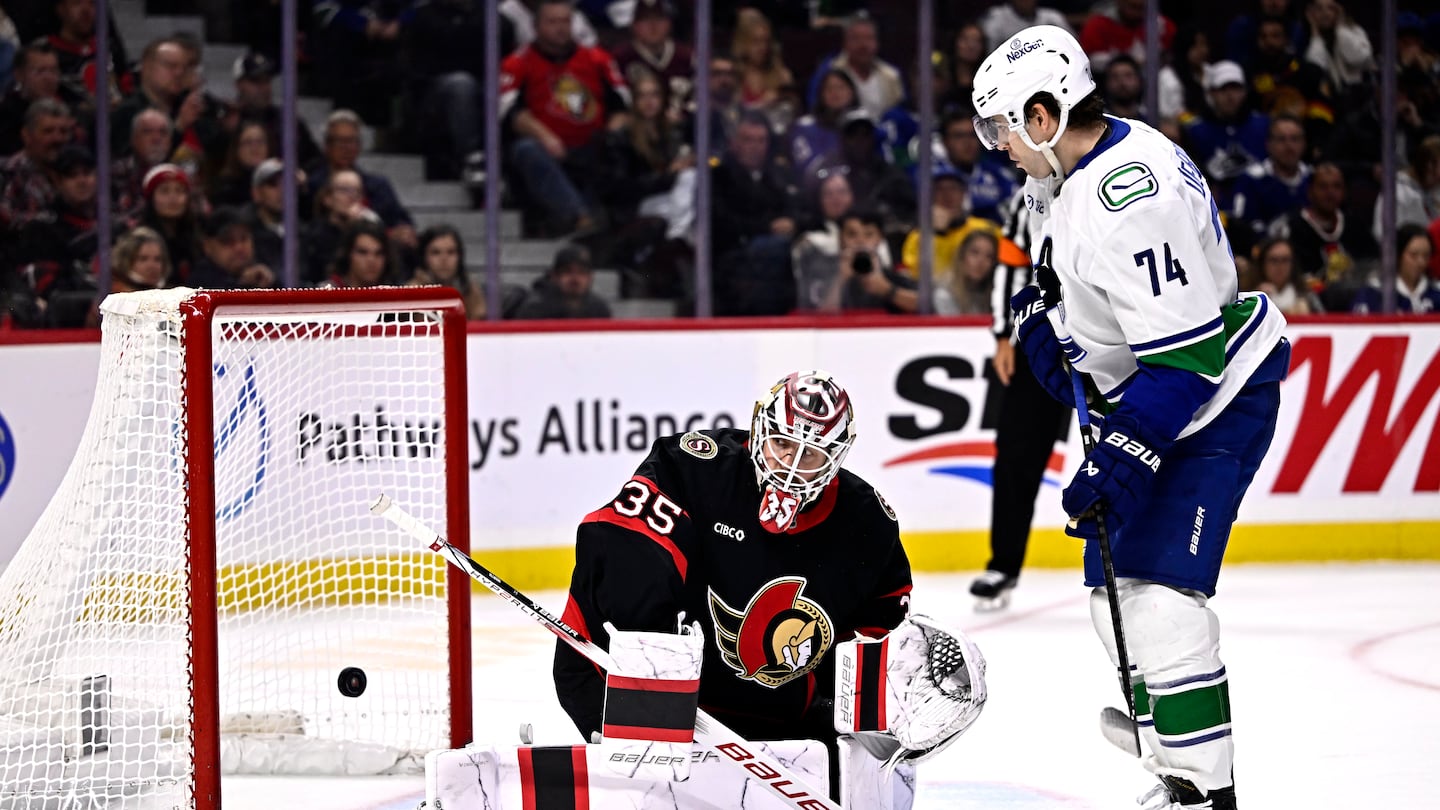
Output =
[{"x1": 0, "y1": 287, "x2": 472, "y2": 808}]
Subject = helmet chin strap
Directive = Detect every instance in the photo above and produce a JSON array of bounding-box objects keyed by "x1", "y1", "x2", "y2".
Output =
[{"x1": 1016, "y1": 107, "x2": 1072, "y2": 181}]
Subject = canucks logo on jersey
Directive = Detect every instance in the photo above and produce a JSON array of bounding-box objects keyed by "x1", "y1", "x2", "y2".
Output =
[{"x1": 708, "y1": 577, "x2": 835, "y2": 688}]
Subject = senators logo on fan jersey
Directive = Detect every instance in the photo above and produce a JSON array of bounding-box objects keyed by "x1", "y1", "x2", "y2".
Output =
[{"x1": 707, "y1": 577, "x2": 834, "y2": 688}]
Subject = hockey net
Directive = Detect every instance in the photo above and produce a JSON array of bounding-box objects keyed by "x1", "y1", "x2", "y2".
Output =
[{"x1": 0, "y1": 288, "x2": 472, "y2": 808}]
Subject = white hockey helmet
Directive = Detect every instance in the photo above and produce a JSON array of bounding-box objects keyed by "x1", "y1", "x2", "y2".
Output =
[
  {"x1": 971, "y1": 25, "x2": 1095, "y2": 172},
  {"x1": 750, "y1": 371, "x2": 856, "y2": 506}
]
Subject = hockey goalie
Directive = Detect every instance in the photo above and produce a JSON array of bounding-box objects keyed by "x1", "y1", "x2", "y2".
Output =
[{"x1": 420, "y1": 371, "x2": 988, "y2": 808}]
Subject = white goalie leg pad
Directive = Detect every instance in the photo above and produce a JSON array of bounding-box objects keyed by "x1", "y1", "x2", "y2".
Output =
[
  {"x1": 1090, "y1": 581, "x2": 1233, "y2": 794},
  {"x1": 425, "y1": 740, "x2": 829, "y2": 809},
  {"x1": 599, "y1": 619, "x2": 704, "y2": 782},
  {"x1": 834, "y1": 614, "x2": 987, "y2": 768},
  {"x1": 837, "y1": 736, "x2": 916, "y2": 810}
]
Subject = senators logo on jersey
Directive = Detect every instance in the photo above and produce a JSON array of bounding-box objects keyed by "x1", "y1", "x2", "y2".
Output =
[{"x1": 707, "y1": 577, "x2": 834, "y2": 689}]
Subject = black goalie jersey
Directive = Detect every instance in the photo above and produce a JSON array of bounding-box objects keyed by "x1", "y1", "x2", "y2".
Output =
[{"x1": 553, "y1": 428, "x2": 913, "y2": 741}]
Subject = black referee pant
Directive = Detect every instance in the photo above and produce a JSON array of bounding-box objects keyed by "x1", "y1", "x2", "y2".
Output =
[{"x1": 987, "y1": 350, "x2": 1070, "y2": 579}]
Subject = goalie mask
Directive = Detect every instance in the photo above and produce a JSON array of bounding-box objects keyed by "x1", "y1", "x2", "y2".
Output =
[
  {"x1": 971, "y1": 24, "x2": 1095, "y2": 178},
  {"x1": 750, "y1": 371, "x2": 856, "y2": 531}
]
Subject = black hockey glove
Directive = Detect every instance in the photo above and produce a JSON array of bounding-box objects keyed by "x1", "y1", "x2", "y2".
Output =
[
  {"x1": 1061, "y1": 413, "x2": 1171, "y2": 543},
  {"x1": 1010, "y1": 284, "x2": 1077, "y2": 409}
]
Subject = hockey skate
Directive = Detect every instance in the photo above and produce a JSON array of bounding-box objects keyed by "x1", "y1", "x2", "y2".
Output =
[
  {"x1": 969, "y1": 570, "x2": 1017, "y2": 612},
  {"x1": 1137, "y1": 775, "x2": 1237, "y2": 810}
]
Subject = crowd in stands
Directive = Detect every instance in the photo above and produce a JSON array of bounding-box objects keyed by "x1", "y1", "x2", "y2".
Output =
[{"x1": 3, "y1": 0, "x2": 1440, "y2": 328}]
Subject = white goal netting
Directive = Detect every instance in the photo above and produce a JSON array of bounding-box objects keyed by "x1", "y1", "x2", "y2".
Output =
[{"x1": 0, "y1": 288, "x2": 468, "y2": 809}]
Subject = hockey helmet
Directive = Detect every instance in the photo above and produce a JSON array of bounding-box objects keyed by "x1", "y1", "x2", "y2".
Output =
[
  {"x1": 750, "y1": 371, "x2": 856, "y2": 507},
  {"x1": 971, "y1": 25, "x2": 1095, "y2": 156}
]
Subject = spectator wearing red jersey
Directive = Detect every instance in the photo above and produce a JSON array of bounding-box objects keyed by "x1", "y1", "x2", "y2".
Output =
[
  {"x1": 1078, "y1": 0, "x2": 1175, "y2": 71},
  {"x1": 46, "y1": 0, "x2": 131, "y2": 102},
  {"x1": 499, "y1": 0, "x2": 629, "y2": 236}
]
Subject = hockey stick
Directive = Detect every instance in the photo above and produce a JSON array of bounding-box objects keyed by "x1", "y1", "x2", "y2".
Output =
[
  {"x1": 369, "y1": 495, "x2": 845, "y2": 810},
  {"x1": 1044, "y1": 311, "x2": 1144, "y2": 760}
]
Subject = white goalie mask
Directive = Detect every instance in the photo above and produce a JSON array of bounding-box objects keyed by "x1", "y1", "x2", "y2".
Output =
[
  {"x1": 750, "y1": 371, "x2": 856, "y2": 508},
  {"x1": 971, "y1": 25, "x2": 1095, "y2": 177}
]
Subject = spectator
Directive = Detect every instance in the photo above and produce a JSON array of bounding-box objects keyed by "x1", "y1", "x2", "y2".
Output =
[
  {"x1": 326, "y1": 219, "x2": 401, "y2": 288},
  {"x1": 0, "y1": 7, "x2": 15, "y2": 91},
  {"x1": 806, "y1": 110, "x2": 916, "y2": 246},
  {"x1": 401, "y1": 0, "x2": 515, "y2": 182},
  {"x1": 710, "y1": 111, "x2": 798, "y2": 316},
  {"x1": 731, "y1": 7, "x2": 794, "y2": 129},
  {"x1": 46, "y1": 0, "x2": 130, "y2": 102},
  {"x1": 1245, "y1": 236, "x2": 1319, "y2": 314},
  {"x1": 806, "y1": 15, "x2": 903, "y2": 122},
  {"x1": 934, "y1": 229, "x2": 1000, "y2": 315},
  {"x1": 694, "y1": 52, "x2": 742, "y2": 154},
  {"x1": 1374, "y1": 134, "x2": 1440, "y2": 244},
  {"x1": 167, "y1": 31, "x2": 236, "y2": 180},
  {"x1": 1351, "y1": 225, "x2": 1440, "y2": 314},
  {"x1": 130, "y1": 162, "x2": 201, "y2": 282},
  {"x1": 2, "y1": 142, "x2": 100, "y2": 327},
  {"x1": 501, "y1": 0, "x2": 599, "y2": 50},
  {"x1": 110, "y1": 107, "x2": 174, "y2": 218},
  {"x1": 208, "y1": 119, "x2": 270, "y2": 208},
  {"x1": 791, "y1": 170, "x2": 855, "y2": 300},
  {"x1": 1225, "y1": 0, "x2": 1303, "y2": 68},
  {"x1": 409, "y1": 224, "x2": 486, "y2": 319},
  {"x1": 1248, "y1": 15, "x2": 1334, "y2": 156},
  {"x1": 187, "y1": 206, "x2": 276, "y2": 290},
  {"x1": 108, "y1": 225, "x2": 171, "y2": 293},
  {"x1": 0, "y1": 97, "x2": 73, "y2": 231},
  {"x1": 1101, "y1": 53, "x2": 1145, "y2": 121},
  {"x1": 1299, "y1": 0, "x2": 1373, "y2": 101},
  {"x1": 783, "y1": 69, "x2": 858, "y2": 183},
  {"x1": 980, "y1": 0, "x2": 1072, "y2": 52},
  {"x1": 898, "y1": 164, "x2": 1002, "y2": 277},
  {"x1": 304, "y1": 168, "x2": 382, "y2": 284},
  {"x1": 513, "y1": 243, "x2": 613, "y2": 319},
  {"x1": 1078, "y1": 0, "x2": 1175, "y2": 70},
  {"x1": 306, "y1": 110, "x2": 419, "y2": 253},
  {"x1": 0, "y1": 39, "x2": 77, "y2": 157},
  {"x1": 610, "y1": 0, "x2": 694, "y2": 126},
  {"x1": 1271, "y1": 161, "x2": 1374, "y2": 311},
  {"x1": 309, "y1": 1, "x2": 409, "y2": 126},
  {"x1": 499, "y1": 0, "x2": 628, "y2": 237},
  {"x1": 240, "y1": 158, "x2": 300, "y2": 276},
  {"x1": 1232, "y1": 114, "x2": 1312, "y2": 255},
  {"x1": 935, "y1": 22, "x2": 988, "y2": 114},
  {"x1": 1160, "y1": 28, "x2": 1212, "y2": 128},
  {"x1": 798, "y1": 208, "x2": 915, "y2": 314},
  {"x1": 1183, "y1": 60, "x2": 1269, "y2": 212},
  {"x1": 231, "y1": 51, "x2": 322, "y2": 172},
  {"x1": 110, "y1": 37, "x2": 222, "y2": 168},
  {"x1": 930, "y1": 109, "x2": 1020, "y2": 225}
]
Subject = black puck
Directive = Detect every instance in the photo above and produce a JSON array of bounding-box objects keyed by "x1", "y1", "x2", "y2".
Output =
[{"x1": 337, "y1": 667, "x2": 367, "y2": 698}]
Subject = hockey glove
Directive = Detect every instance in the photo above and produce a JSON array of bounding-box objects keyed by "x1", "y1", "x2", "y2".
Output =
[
  {"x1": 1011, "y1": 284, "x2": 1077, "y2": 408},
  {"x1": 1061, "y1": 413, "x2": 1171, "y2": 543}
]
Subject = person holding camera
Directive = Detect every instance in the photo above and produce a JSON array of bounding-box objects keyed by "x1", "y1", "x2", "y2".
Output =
[{"x1": 795, "y1": 208, "x2": 917, "y2": 313}]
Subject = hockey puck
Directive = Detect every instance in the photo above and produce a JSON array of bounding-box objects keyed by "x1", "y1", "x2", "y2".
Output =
[{"x1": 337, "y1": 667, "x2": 367, "y2": 698}]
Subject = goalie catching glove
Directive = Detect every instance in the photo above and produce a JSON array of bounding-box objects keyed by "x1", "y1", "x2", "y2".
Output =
[{"x1": 833, "y1": 614, "x2": 987, "y2": 771}]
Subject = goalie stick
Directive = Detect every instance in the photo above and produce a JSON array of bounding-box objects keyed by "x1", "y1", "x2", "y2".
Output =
[
  {"x1": 369, "y1": 495, "x2": 845, "y2": 810},
  {"x1": 1040, "y1": 299, "x2": 1144, "y2": 760}
]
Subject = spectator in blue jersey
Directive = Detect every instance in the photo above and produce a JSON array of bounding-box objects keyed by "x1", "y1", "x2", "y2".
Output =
[
  {"x1": 805, "y1": 15, "x2": 905, "y2": 121},
  {"x1": 1351, "y1": 226, "x2": 1440, "y2": 315},
  {"x1": 783, "y1": 69, "x2": 858, "y2": 184},
  {"x1": 1230, "y1": 114, "x2": 1312, "y2": 257},
  {"x1": 931, "y1": 109, "x2": 1019, "y2": 225},
  {"x1": 1182, "y1": 61, "x2": 1269, "y2": 213}
]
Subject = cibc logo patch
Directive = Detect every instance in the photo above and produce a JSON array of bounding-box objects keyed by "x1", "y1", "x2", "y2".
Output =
[{"x1": 0, "y1": 408, "x2": 15, "y2": 502}]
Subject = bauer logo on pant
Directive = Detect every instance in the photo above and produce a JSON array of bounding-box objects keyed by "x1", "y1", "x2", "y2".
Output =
[{"x1": 707, "y1": 577, "x2": 834, "y2": 689}]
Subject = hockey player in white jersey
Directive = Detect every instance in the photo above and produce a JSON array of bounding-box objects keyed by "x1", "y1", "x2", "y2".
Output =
[{"x1": 972, "y1": 26, "x2": 1291, "y2": 810}]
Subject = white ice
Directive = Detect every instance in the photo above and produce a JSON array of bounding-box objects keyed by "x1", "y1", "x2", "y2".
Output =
[{"x1": 225, "y1": 562, "x2": 1440, "y2": 809}]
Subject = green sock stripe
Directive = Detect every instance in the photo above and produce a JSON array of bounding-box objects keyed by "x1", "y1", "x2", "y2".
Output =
[
  {"x1": 1132, "y1": 679, "x2": 1151, "y2": 718},
  {"x1": 1151, "y1": 680, "x2": 1232, "y2": 737}
]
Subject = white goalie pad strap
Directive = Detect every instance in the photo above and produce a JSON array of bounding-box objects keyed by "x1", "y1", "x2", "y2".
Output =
[
  {"x1": 426, "y1": 740, "x2": 830, "y2": 810},
  {"x1": 601, "y1": 621, "x2": 704, "y2": 781},
  {"x1": 834, "y1": 614, "x2": 987, "y2": 766}
]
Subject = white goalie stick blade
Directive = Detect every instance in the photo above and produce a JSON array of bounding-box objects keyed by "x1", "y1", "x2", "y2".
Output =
[
  {"x1": 369, "y1": 494, "x2": 844, "y2": 810},
  {"x1": 1100, "y1": 705, "x2": 1143, "y2": 757}
]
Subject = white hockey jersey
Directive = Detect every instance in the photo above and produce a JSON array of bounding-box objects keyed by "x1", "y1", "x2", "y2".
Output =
[{"x1": 1021, "y1": 116, "x2": 1287, "y2": 439}]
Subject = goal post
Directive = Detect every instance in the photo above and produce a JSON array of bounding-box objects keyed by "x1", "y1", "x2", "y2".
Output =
[{"x1": 0, "y1": 287, "x2": 473, "y2": 808}]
